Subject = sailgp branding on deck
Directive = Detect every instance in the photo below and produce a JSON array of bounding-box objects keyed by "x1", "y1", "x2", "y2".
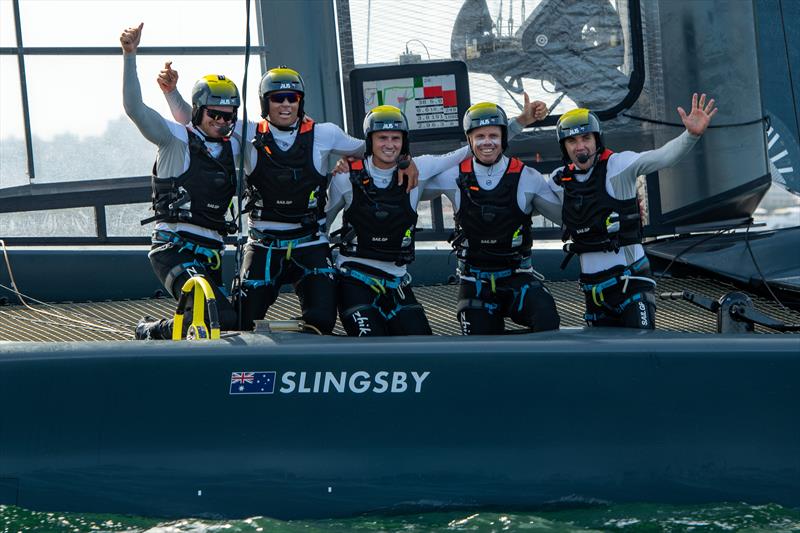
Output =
[{"x1": 229, "y1": 370, "x2": 430, "y2": 395}]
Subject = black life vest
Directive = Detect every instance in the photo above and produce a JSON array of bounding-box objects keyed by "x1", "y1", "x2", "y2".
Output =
[
  {"x1": 246, "y1": 117, "x2": 328, "y2": 236},
  {"x1": 339, "y1": 159, "x2": 417, "y2": 266},
  {"x1": 145, "y1": 128, "x2": 236, "y2": 234},
  {"x1": 553, "y1": 149, "x2": 642, "y2": 255},
  {"x1": 453, "y1": 157, "x2": 533, "y2": 269}
]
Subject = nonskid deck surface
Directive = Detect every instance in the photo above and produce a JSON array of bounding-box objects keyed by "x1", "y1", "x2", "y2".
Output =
[{"x1": 0, "y1": 276, "x2": 797, "y2": 342}]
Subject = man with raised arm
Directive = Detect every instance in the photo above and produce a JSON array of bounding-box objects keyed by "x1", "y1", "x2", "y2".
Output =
[
  {"x1": 544, "y1": 94, "x2": 717, "y2": 329},
  {"x1": 160, "y1": 64, "x2": 417, "y2": 334},
  {"x1": 422, "y1": 99, "x2": 561, "y2": 335},
  {"x1": 121, "y1": 23, "x2": 239, "y2": 340}
]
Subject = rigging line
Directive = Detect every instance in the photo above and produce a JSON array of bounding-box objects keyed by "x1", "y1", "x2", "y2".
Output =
[
  {"x1": 0, "y1": 282, "x2": 130, "y2": 334},
  {"x1": 654, "y1": 228, "x2": 731, "y2": 282},
  {"x1": 0, "y1": 313, "x2": 132, "y2": 337},
  {"x1": 234, "y1": 0, "x2": 253, "y2": 331},
  {"x1": 0, "y1": 240, "x2": 129, "y2": 334},
  {"x1": 744, "y1": 221, "x2": 789, "y2": 310},
  {"x1": 622, "y1": 113, "x2": 766, "y2": 129},
  {"x1": 0, "y1": 280, "x2": 131, "y2": 334}
]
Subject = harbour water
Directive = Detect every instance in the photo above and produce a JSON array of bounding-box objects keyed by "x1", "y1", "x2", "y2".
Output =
[{"x1": 3, "y1": 502, "x2": 800, "y2": 532}]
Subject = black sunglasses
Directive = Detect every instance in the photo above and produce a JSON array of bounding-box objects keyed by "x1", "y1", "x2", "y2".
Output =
[
  {"x1": 205, "y1": 108, "x2": 236, "y2": 122},
  {"x1": 269, "y1": 92, "x2": 301, "y2": 104}
]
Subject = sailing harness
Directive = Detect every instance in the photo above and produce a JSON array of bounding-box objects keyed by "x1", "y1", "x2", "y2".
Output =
[
  {"x1": 151, "y1": 229, "x2": 227, "y2": 298},
  {"x1": 553, "y1": 149, "x2": 643, "y2": 269},
  {"x1": 238, "y1": 117, "x2": 337, "y2": 289},
  {"x1": 141, "y1": 128, "x2": 237, "y2": 235},
  {"x1": 580, "y1": 256, "x2": 656, "y2": 322},
  {"x1": 241, "y1": 227, "x2": 334, "y2": 289},
  {"x1": 451, "y1": 157, "x2": 533, "y2": 270},
  {"x1": 334, "y1": 159, "x2": 417, "y2": 266},
  {"x1": 246, "y1": 117, "x2": 327, "y2": 233},
  {"x1": 339, "y1": 264, "x2": 413, "y2": 321}
]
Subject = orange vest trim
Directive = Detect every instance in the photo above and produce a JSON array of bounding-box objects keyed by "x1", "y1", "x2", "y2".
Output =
[
  {"x1": 508, "y1": 157, "x2": 524, "y2": 173},
  {"x1": 257, "y1": 119, "x2": 270, "y2": 134},
  {"x1": 349, "y1": 159, "x2": 365, "y2": 171},
  {"x1": 299, "y1": 117, "x2": 315, "y2": 134},
  {"x1": 459, "y1": 158, "x2": 473, "y2": 173}
]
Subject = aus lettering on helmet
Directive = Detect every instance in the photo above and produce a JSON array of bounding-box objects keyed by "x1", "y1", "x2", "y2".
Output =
[
  {"x1": 462, "y1": 102, "x2": 510, "y2": 151},
  {"x1": 259, "y1": 66, "x2": 306, "y2": 119},
  {"x1": 555, "y1": 108, "x2": 604, "y2": 163},
  {"x1": 362, "y1": 105, "x2": 411, "y2": 161},
  {"x1": 190, "y1": 74, "x2": 241, "y2": 136}
]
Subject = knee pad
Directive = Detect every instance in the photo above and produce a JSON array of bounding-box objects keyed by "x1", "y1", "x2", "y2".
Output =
[
  {"x1": 165, "y1": 262, "x2": 208, "y2": 298},
  {"x1": 456, "y1": 298, "x2": 502, "y2": 335},
  {"x1": 341, "y1": 304, "x2": 379, "y2": 336},
  {"x1": 521, "y1": 283, "x2": 560, "y2": 331},
  {"x1": 621, "y1": 291, "x2": 656, "y2": 329}
]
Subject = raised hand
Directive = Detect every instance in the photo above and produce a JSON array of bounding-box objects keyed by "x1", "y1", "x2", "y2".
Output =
[
  {"x1": 157, "y1": 61, "x2": 179, "y2": 93},
  {"x1": 515, "y1": 92, "x2": 549, "y2": 126},
  {"x1": 120, "y1": 22, "x2": 143, "y2": 54},
  {"x1": 677, "y1": 92, "x2": 717, "y2": 136}
]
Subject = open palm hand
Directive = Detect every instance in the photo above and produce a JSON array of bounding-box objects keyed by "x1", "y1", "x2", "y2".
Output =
[{"x1": 678, "y1": 93, "x2": 717, "y2": 136}]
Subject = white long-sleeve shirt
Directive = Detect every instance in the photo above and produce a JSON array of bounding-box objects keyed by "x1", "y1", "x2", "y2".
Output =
[
  {"x1": 421, "y1": 155, "x2": 563, "y2": 225},
  {"x1": 164, "y1": 89, "x2": 365, "y2": 248},
  {"x1": 123, "y1": 54, "x2": 243, "y2": 242},
  {"x1": 549, "y1": 131, "x2": 700, "y2": 274}
]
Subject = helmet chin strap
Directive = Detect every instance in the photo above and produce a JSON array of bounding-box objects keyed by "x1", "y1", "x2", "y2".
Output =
[
  {"x1": 194, "y1": 124, "x2": 231, "y2": 143},
  {"x1": 266, "y1": 117, "x2": 299, "y2": 132}
]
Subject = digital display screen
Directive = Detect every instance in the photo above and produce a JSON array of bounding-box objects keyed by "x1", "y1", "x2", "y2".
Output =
[
  {"x1": 350, "y1": 61, "x2": 470, "y2": 142},
  {"x1": 362, "y1": 74, "x2": 460, "y2": 130}
]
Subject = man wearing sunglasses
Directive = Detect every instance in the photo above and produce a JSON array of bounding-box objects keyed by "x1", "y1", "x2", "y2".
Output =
[
  {"x1": 536, "y1": 94, "x2": 717, "y2": 329},
  {"x1": 121, "y1": 23, "x2": 240, "y2": 340},
  {"x1": 160, "y1": 65, "x2": 417, "y2": 334},
  {"x1": 421, "y1": 97, "x2": 562, "y2": 335}
]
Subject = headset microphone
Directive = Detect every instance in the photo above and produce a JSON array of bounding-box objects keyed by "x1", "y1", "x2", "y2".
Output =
[{"x1": 576, "y1": 149, "x2": 599, "y2": 165}]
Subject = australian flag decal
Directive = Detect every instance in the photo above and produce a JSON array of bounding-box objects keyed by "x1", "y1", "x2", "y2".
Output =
[{"x1": 230, "y1": 371, "x2": 276, "y2": 395}]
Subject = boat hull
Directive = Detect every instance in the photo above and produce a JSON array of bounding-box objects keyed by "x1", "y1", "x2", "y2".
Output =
[{"x1": 1, "y1": 330, "x2": 798, "y2": 519}]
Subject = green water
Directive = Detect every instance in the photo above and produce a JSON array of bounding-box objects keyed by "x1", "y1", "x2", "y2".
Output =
[{"x1": 3, "y1": 503, "x2": 800, "y2": 533}]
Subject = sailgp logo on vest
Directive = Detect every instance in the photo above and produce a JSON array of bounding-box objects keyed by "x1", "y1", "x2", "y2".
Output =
[{"x1": 229, "y1": 370, "x2": 430, "y2": 395}]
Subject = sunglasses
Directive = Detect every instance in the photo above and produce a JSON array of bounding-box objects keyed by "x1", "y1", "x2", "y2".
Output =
[
  {"x1": 269, "y1": 92, "x2": 301, "y2": 104},
  {"x1": 205, "y1": 108, "x2": 236, "y2": 122}
]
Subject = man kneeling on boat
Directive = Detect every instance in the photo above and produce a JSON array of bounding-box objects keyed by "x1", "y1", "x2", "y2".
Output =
[
  {"x1": 121, "y1": 23, "x2": 240, "y2": 339},
  {"x1": 422, "y1": 99, "x2": 562, "y2": 335},
  {"x1": 159, "y1": 65, "x2": 419, "y2": 335},
  {"x1": 543, "y1": 94, "x2": 717, "y2": 329},
  {"x1": 326, "y1": 105, "x2": 470, "y2": 336}
]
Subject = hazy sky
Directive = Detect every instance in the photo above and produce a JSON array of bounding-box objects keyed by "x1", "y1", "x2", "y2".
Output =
[
  {"x1": 0, "y1": 0, "x2": 261, "y2": 141},
  {"x1": 1, "y1": 0, "x2": 570, "y2": 142}
]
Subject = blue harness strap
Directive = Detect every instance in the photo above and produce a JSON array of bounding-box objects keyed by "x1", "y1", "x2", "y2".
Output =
[
  {"x1": 459, "y1": 265, "x2": 515, "y2": 297},
  {"x1": 580, "y1": 257, "x2": 652, "y2": 314},
  {"x1": 154, "y1": 230, "x2": 223, "y2": 270},
  {"x1": 243, "y1": 236, "x2": 336, "y2": 290},
  {"x1": 340, "y1": 266, "x2": 411, "y2": 321}
]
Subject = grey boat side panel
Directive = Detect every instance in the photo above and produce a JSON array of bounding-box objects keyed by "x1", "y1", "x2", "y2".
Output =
[
  {"x1": 1, "y1": 332, "x2": 798, "y2": 519},
  {"x1": 653, "y1": 0, "x2": 768, "y2": 220}
]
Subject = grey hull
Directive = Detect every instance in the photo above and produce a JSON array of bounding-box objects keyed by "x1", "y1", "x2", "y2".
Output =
[{"x1": 1, "y1": 330, "x2": 798, "y2": 519}]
